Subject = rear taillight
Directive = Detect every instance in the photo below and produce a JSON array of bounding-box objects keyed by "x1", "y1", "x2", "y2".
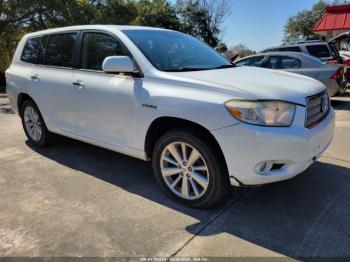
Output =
[{"x1": 331, "y1": 68, "x2": 342, "y2": 81}]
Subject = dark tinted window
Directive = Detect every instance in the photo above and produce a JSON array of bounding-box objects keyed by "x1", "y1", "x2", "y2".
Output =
[
  {"x1": 37, "y1": 36, "x2": 48, "y2": 65},
  {"x1": 265, "y1": 56, "x2": 301, "y2": 69},
  {"x1": 44, "y1": 33, "x2": 77, "y2": 67},
  {"x1": 21, "y1": 37, "x2": 42, "y2": 64},
  {"x1": 80, "y1": 32, "x2": 129, "y2": 71},
  {"x1": 306, "y1": 45, "x2": 330, "y2": 58},
  {"x1": 123, "y1": 30, "x2": 231, "y2": 72},
  {"x1": 279, "y1": 46, "x2": 302, "y2": 52},
  {"x1": 236, "y1": 56, "x2": 265, "y2": 67}
]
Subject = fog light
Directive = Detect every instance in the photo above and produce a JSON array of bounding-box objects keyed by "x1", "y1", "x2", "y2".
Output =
[{"x1": 254, "y1": 161, "x2": 273, "y2": 175}]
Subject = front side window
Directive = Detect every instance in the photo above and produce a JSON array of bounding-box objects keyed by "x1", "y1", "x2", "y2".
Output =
[
  {"x1": 236, "y1": 56, "x2": 265, "y2": 67},
  {"x1": 265, "y1": 56, "x2": 301, "y2": 69},
  {"x1": 123, "y1": 30, "x2": 231, "y2": 72},
  {"x1": 21, "y1": 37, "x2": 42, "y2": 64},
  {"x1": 80, "y1": 32, "x2": 130, "y2": 71},
  {"x1": 306, "y1": 45, "x2": 331, "y2": 58},
  {"x1": 44, "y1": 33, "x2": 77, "y2": 67}
]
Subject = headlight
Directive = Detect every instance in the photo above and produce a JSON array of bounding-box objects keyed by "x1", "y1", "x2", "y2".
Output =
[{"x1": 225, "y1": 100, "x2": 296, "y2": 126}]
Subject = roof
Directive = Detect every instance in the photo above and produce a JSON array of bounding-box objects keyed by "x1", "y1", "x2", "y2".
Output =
[
  {"x1": 261, "y1": 41, "x2": 328, "y2": 53},
  {"x1": 243, "y1": 52, "x2": 318, "y2": 60},
  {"x1": 26, "y1": 25, "x2": 169, "y2": 37},
  {"x1": 313, "y1": 5, "x2": 350, "y2": 32}
]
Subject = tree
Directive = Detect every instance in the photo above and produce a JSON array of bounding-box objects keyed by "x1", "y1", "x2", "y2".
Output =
[
  {"x1": 216, "y1": 42, "x2": 228, "y2": 53},
  {"x1": 97, "y1": 0, "x2": 137, "y2": 25},
  {"x1": 225, "y1": 44, "x2": 255, "y2": 60},
  {"x1": 283, "y1": 0, "x2": 350, "y2": 43},
  {"x1": 176, "y1": 0, "x2": 231, "y2": 48},
  {"x1": 0, "y1": 0, "x2": 37, "y2": 36},
  {"x1": 26, "y1": 0, "x2": 109, "y2": 29},
  {"x1": 133, "y1": 0, "x2": 180, "y2": 29}
]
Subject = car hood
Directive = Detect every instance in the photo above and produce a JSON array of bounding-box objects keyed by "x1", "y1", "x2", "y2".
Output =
[{"x1": 170, "y1": 66, "x2": 326, "y2": 105}]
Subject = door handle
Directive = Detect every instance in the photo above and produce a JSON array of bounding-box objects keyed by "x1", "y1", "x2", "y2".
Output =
[
  {"x1": 31, "y1": 75, "x2": 40, "y2": 81},
  {"x1": 72, "y1": 80, "x2": 85, "y2": 90}
]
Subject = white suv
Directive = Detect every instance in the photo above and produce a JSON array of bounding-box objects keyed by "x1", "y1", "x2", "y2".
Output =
[{"x1": 6, "y1": 25, "x2": 335, "y2": 207}]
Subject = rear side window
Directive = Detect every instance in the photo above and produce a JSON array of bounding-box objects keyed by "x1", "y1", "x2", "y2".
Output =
[
  {"x1": 21, "y1": 37, "x2": 42, "y2": 64},
  {"x1": 306, "y1": 45, "x2": 330, "y2": 58},
  {"x1": 44, "y1": 33, "x2": 77, "y2": 68},
  {"x1": 279, "y1": 46, "x2": 302, "y2": 52},
  {"x1": 236, "y1": 56, "x2": 265, "y2": 67},
  {"x1": 265, "y1": 56, "x2": 301, "y2": 69},
  {"x1": 80, "y1": 32, "x2": 130, "y2": 71}
]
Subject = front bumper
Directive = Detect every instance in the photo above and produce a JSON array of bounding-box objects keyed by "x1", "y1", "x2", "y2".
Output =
[{"x1": 211, "y1": 106, "x2": 335, "y2": 186}]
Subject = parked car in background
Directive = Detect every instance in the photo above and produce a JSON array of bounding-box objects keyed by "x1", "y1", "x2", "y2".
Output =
[
  {"x1": 261, "y1": 40, "x2": 340, "y2": 63},
  {"x1": 261, "y1": 40, "x2": 342, "y2": 64},
  {"x1": 340, "y1": 50, "x2": 350, "y2": 62},
  {"x1": 6, "y1": 25, "x2": 335, "y2": 207},
  {"x1": 235, "y1": 52, "x2": 347, "y2": 96}
]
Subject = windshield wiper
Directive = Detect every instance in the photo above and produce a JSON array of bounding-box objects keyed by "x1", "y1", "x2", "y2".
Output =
[
  {"x1": 212, "y1": 64, "x2": 237, "y2": 69},
  {"x1": 165, "y1": 67, "x2": 212, "y2": 72},
  {"x1": 165, "y1": 64, "x2": 236, "y2": 72}
]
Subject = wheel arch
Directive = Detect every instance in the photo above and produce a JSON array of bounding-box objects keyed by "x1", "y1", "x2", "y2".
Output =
[
  {"x1": 17, "y1": 93, "x2": 35, "y2": 116},
  {"x1": 144, "y1": 116, "x2": 228, "y2": 173}
]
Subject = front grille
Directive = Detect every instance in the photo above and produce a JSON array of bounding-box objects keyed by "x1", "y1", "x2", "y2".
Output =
[{"x1": 305, "y1": 91, "x2": 330, "y2": 128}]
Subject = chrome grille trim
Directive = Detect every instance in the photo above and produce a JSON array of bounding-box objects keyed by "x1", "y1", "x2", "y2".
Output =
[{"x1": 305, "y1": 91, "x2": 330, "y2": 129}]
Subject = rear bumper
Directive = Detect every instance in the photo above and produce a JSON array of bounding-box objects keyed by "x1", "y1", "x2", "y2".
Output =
[{"x1": 212, "y1": 106, "x2": 335, "y2": 186}]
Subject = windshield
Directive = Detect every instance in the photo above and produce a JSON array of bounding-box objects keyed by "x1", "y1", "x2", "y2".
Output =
[{"x1": 122, "y1": 29, "x2": 232, "y2": 72}]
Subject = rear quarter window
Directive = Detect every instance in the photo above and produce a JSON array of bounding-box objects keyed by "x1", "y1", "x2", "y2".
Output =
[
  {"x1": 21, "y1": 37, "x2": 42, "y2": 64},
  {"x1": 306, "y1": 45, "x2": 331, "y2": 58}
]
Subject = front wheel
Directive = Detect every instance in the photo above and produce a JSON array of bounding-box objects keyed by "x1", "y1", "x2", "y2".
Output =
[{"x1": 152, "y1": 130, "x2": 230, "y2": 208}]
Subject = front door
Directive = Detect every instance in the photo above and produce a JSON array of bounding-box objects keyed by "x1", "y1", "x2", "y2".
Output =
[{"x1": 72, "y1": 31, "x2": 141, "y2": 150}]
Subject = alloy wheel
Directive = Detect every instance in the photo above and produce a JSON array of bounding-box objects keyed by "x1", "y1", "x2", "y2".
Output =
[
  {"x1": 160, "y1": 142, "x2": 209, "y2": 200},
  {"x1": 24, "y1": 106, "x2": 42, "y2": 142}
]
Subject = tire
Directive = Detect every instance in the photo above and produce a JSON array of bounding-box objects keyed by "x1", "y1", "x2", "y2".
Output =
[
  {"x1": 152, "y1": 129, "x2": 230, "y2": 208},
  {"x1": 20, "y1": 99, "x2": 52, "y2": 147}
]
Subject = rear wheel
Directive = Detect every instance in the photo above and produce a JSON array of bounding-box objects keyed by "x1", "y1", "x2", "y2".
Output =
[
  {"x1": 152, "y1": 129, "x2": 230, "y2": 208},
  {"x1": 20, "y1": 100, "x2": 52, "y2": 147}
]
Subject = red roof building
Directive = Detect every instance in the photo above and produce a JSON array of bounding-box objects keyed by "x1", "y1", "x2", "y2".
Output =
[{"x1": 313, "y1": 4, "x2": 350, "y2": 38}]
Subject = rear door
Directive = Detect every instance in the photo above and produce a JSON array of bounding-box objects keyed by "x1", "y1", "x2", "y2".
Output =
[
  {"x1": 264, "y1": 55, "x2": 324, "y2": 79},
  {"x1": 28, "y1": 32, "x2": 78, "y2": 134},
  {"x1": 264, "y1": 55, "x2": 304, "y2": 72},
  {"x1": 71, "y1": 31, "x2": 141, "y2": 149}
]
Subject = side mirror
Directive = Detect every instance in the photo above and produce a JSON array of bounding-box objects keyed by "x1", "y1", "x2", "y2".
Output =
[{"x1": 102, "y1": 56, "x2": 135, "y2": 73}]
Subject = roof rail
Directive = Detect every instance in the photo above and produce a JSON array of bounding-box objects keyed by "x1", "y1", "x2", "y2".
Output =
[{"x1": 296, "y1": 39, "x2": 323, "y2": 44}]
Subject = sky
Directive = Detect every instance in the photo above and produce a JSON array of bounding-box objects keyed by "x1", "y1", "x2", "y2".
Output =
[{"x1": 222, "y1": 0, "x2": 322, "y2": 51}]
